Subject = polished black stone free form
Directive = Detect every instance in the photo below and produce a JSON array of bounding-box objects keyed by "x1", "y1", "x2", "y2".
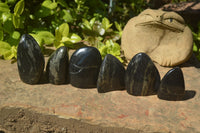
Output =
[
  {"x1": 69, "y1": 47, "x2": 102, "y2": 88},
  {"x1": 125, "y1": 53, "x2": 160, "y2": 96},
  {"x1": 158, "y1": 67, "x2": 185, "y2": 101},
  {"x1": 46, "y1": 46, "x2": 69, "y2": 85},
  {"x1": 17, "y1": 34, "x2": 45, "y2": 84},
  {"x1": 97, "y1": 54, "x2": 125, "y2": 93}
]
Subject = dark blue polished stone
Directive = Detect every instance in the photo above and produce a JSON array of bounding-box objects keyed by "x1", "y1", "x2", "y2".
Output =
[
  {"x1": 158, "y1": 67, "x2": 185, "y2": 101},
  {"x1": 125, "y1": 53, "x2": 160, "y2": 96},
  {"x1": 17, "y1": 34, "x2": 45, "y2": 84},
  {"x1": 46, "y1": 46, "x2": 69, "y2": 85},
  {"x1": 69, "y1": 47, "x2": 102, "y2": 88},
  {"x1": 97, "y1": 54, "x2": 125, "y2": 93}
]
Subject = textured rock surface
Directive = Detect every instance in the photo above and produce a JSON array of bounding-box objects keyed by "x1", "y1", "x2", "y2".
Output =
[
  {"x1": 121, "y1": 9, "x2": 193, "y2": 66},
  {"x1": 17, "y1": 34, "x2": 45, "y2": 84},
  {"x1": 69, "y1": 47, "x2": 102, "y2": 88},
  {"x1": 97, "y1": 54, "x2": 125, "y2": 93},
  {"x1": 161, "y1": 1, "x2": 200, "y2": 32},
  {"x1": 125, "y1": 53, "x2": 160, "y2": 96},
  {"x1": 46, "y1": 46, "x2": 69, "y2": 85},
  {"x1": 0, "y1": 55, "x2": 200, "y2": 132},
  {"x1": 158, "y1": 67, "x2": 185, "y2": 101},
  {"x1": 146, "y1": 0, "x2": 171, "y2": 9}
]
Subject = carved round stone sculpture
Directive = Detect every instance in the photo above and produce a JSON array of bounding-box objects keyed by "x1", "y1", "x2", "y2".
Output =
[
  {"x1": 97, "y1": 54, "x2": 125, "y2": 93},
  {"x1": 69, "y1": 47, "x2": 102, "y2": 88},
  {"x1": 125, "y1": 53, "x2": 160, "y2": 96},
  {"x1": 17, "y1": 34, "x2": 45, "y2": 84},
  {"x1": 46, "y1": 46, "x2": 69, "y2": 85},
  {"x1": 158, "y1": 67, "x2": 185, "y2": 101},
  {"x1": 122, "y1": 9, "x2": 193, "y2": 66}
]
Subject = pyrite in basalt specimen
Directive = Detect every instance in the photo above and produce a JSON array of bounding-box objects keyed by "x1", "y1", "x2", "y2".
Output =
[
  {"x1": 69, "y1": 47, "x2": 102, "y2": 88},
  {"x1": 158, "y1": 67, "x2": 185, "y2": 101},
  {"x1": 46, "y1": 46, "x2": 69, "y2": 85},
  {"x1": 17, "y1": 34, "x2": 45, "y2": 84},
  {"x1": 97, "y1": 54, "x2": 125, "y2": 93},
  {"x1": 125, "y1": 53, "x2": 160, "y2": 96}
]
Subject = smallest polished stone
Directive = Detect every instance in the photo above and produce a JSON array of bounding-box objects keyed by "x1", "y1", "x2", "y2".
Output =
[
  {"x1": 97, "y1": 54, "x2": 125, "y2": 93},
  {"x1": 46, "y1": 46, "x2": 69, "y2": 85},
  {"x1": 158, "y1": 67, "x2": 185, "y2": 101}
]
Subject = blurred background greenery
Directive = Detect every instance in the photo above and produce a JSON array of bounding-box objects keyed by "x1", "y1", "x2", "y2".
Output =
[{"x1": 0, "y1": 0, "x2": 199, "y2": 63}]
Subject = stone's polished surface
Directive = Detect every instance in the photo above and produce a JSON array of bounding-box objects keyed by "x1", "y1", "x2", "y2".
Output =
[
  {"x1": 46, "y1": 46, "x2": 69, "y2": 85},
  {"x1": 158, "y1": 67, "x2": 185, "y2": 101},
  {"x1": 17, "y1": 34, "x2": 45, "y2": 84},
  {"x1": 122, "y1": 9, "x2": 193, "y2": 66},
  {"x1": 125, "y1": 53, "x2": 160, "y2": 96},
  {"x1": 69, "y1": 47, "x2": 102, "y2": 88},
  {"x1": 97, "y1": 54, "x2": 125, "y2": 93}
]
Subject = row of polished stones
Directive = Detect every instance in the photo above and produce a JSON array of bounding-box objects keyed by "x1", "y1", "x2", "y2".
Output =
[{"x1": 17, "y1": 34, "x2": 185, "y2": 101}]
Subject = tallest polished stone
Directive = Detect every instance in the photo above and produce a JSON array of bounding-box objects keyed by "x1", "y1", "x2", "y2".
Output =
[{"x1": 17, "y1": 34, "x2": 45, "y2": 84}]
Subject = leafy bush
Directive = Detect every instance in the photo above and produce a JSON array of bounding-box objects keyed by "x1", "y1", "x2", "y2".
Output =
[
  {"x1": 0, "y1": 0, "x2": 130, "y2": 62},
  {"x1": 0, "y1": 0, "x2": 200, "y2": 63}
]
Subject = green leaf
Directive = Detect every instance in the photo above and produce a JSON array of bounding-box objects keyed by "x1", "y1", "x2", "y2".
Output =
[
  {"x1": 61, "y1": 10, "x2": 73, "y2": 23},
  {"x1": 30, "y1": 31, "x2": 54, "y2": 46},
  {"x1": 34, "y1": 0, "x2": 57, "y2": 18},
  {"x1": 114, "y1": 21, "x2": 122, "y2": 31},
  {"x1": 193, "y1": 43, "x2": 198, "y2": 52},
  {"x1": 102, "y1": 17, "x2": 112, "y2": 31},
  {"x1": 81, "y1": 19, "x2": 92, "y2": 30},
  {"x1": 13, "y1": 14, "x2": 21, "y2": 28},
  {"x1": 3, "y1": 46, "x2": 17, "y2": 60},
  {"x1": 37, "y1": 31, "x2": 55, "y2": 45},
  {"x1": 30, "y1": 33, "x2": 43, "y2": 48},
  {"x1": 55, "y1": 27, "x2": 62, "y2": 41},
  {"x1": 43, "y1": 0, "x2": 57, "y2": 10},
  {"x1": 0, "y1": 41, "x2": 11, "y2": 55},
  {"x1": 0, "y1": 3, "x2": 10, "y2": 12},
  {"x1": 12, "y1": 31, "x2": 20, "y2": 40},
  {"x1": 89, "y1": 17, "x2": 96, "y2": 26},
  {"x1": 69, "y1": 33, "x2": 82, "y2": 43},
  {"x1": 14, "y1": 0, "x2": 24, "y2": 15},
  {"x1": 58, "y1": 23, "x2": 69, "y2": 37}
]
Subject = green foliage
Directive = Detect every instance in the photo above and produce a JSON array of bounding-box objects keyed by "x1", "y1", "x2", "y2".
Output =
[
  {"x1": 98, "y1": 40, "x2": 123, "y2": 62},
  {"x1": 1, "y1": 0, "x2": 199, "y2": 64},
  {"x1": 54, "y1": 23, "x2": 81, "y2": 48},
  {"x1": 193, "y1": 22, "x2": 200, "y2": 61}
]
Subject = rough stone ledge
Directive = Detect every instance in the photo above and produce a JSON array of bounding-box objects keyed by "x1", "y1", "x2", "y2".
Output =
[{"x1": 0, "y1": 56, "x2": 200, "y2": 133}]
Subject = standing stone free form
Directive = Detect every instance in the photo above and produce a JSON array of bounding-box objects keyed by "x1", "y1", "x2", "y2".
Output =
[
  {"x1": 97, "y1": 54, "x2": 125, "y2": 93},
  {"x1": 17, "y1": 34, "x2": 45, "y2": 84},
  {"x1": 158, "y1": 67, "x2": 185, "y2": 101},
  {"x1": 46, "y1": 46, "x2": 69, "y2": 85},
  {"x1": 125, "y1": 53, "x2": 160, "y2": 96},
  {"x1": 69, "y1": 47, "x2": 102, "y2": 88}
]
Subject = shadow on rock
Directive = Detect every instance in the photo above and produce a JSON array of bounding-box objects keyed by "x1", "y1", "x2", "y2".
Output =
[
  {"x1": 181, "y1": 54, "x2": 200, "y2": 68},
  {"x1": 183, "y1": 90, "x2": 196, "y2": 101},
  {"x1": 38, "y1": 71, "x2": 70, "y2": 85}
]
